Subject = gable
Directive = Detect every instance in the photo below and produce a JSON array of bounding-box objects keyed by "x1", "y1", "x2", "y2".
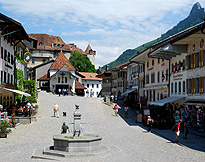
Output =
[{"x1": 49, "y1": 52, "x2": 75, "y2": 71}]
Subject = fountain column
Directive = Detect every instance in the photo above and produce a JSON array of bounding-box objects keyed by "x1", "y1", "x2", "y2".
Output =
[{"x1": 73, "y1": 104, "x2": 81, "y2": 137}]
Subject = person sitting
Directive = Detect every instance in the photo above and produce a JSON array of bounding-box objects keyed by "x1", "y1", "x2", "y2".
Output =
[
  {"x1": 18, "y1": 106, "x2": 24, "y2": 116},
  {"x1": 61, "y1": 122, "x2": 70, "y2": 134}
]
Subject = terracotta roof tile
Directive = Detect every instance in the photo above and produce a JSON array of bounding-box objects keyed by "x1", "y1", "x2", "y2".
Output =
[
  {"x1": 37, "y1": 74, "x2": 49, "y2": 81},
  {"x1": 49, "y1": 52, "x2": 75, "y2": 71},
  {"x1": 75, "y1": 80, "x2": 86, "y2": 89},
  {"x1": 79, "y1": 72, "x2": 102, "y2": 81}
]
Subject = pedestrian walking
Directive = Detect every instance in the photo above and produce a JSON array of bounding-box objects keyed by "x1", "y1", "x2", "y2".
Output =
[
  {"x1": 71, "y1": 88, "x2": 73, "y2": 96},
  {"x1": 175, "y1": 119, "x2": 182, "y2": 142},
  {"x1": 90, "y1": 89, "x2": 93, "y2": 97},
  {"x1": 54, "y1": 103, "x2": 59, "y2": 118},
  {"x1": 61, "y1": 122, "x2": 70, "y2": 134},
  {"x1": 113, "y1": 104, "x2": 119, "y2": 117},
  {"x1": 124, "y1": 105, "x2": 129, "y2": 118},
  {"x1": 147, "y1": 116, "x2": 153, "y2": 132},
  {"x1": 183, "y1": 118, "x2": 189, "y2": 139},
  {"x1": 111, "y1": 94, "x2": 114, "y2": 102},
  {"x1": 58, "y1": 89, "x2": 61, "y2": 97},
  {"x1": 86, "y1": 90, "x2": 89, "y2": 97}
]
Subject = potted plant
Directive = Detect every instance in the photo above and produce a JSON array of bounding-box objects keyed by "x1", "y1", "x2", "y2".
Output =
[{"x1": 0, "y1": 120, "x2": 10, "y2": 138}]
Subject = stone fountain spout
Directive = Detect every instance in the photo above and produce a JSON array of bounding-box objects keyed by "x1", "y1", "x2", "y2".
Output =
[{"x1": 73, "y1": 104, "x2": 81, "y2": 137}]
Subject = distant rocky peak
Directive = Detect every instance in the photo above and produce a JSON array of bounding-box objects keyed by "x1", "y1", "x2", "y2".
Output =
[{"x1": 189, "y1": 2, "x2": 203, "y2": 16}]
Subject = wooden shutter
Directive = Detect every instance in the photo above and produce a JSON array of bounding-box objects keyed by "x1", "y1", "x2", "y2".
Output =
[
  {"x1": 185, "y1": 56, "x2": 188, "y2": 70},
  {"x1": 199, "y1": 77, "x2": 202, "y2": 94},
  {"x1": 193, "y1": 53, "x2": 196, "y2": 69},
  {"x1": 199, "y1": 51, "x2": 202, "y2": 67},
  {"x1": 202, "y1": 51, "x2": 204, "y2": 67},
  {"x1": 186, "y1": 79, "x2": 188, "y2": 94},
  {"x1": 193, "y1": 78, "x2": 196, "y2": 94},
  {"x1": 202, "y1": 77, "x2": 204, "y2": 94}
]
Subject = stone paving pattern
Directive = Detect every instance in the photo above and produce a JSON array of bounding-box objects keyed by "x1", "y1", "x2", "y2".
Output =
[{"x1": 0, "y1": 91, "x2": 204, "y2": 162}]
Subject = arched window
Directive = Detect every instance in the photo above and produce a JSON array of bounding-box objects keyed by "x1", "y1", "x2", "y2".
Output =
[
  {"x1": 58, "y1": 77, "x2": 60, "y2": 83},
  {"x1": 39, "y1": 42, "x2": 43, "y2": 46},
  {"x1": 65, "y1": 77, "x2": 67, "y2": 83}
]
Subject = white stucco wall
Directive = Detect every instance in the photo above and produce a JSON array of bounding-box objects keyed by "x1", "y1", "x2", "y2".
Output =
[{"x1": 82, "y1": 80, "x2": 102, "y2": 97}]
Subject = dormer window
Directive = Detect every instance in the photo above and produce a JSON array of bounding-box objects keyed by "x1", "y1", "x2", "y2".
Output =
[
  {"x1": 39, "y1": 42, "x2": 43, "y2": 46},
  {"x1": 58, "y1": 44, "x2": 60, "y2": 48},
  {"x1": 62, "y1": 44, "x2": 64, "y2": 48}
]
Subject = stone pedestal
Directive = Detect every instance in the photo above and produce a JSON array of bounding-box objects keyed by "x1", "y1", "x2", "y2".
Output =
[{"x1": 53, "y1": 134, "x2": 102, "y2": 152}]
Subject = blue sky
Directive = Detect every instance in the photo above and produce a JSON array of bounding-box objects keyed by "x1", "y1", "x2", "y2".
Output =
[{"x1": 0, "y1": 0, "x2": 205, "y2": 68}]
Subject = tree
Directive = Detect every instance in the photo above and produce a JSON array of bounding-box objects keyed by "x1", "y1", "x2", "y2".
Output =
[{"x1": 69, "y1": 50, "x2": 96, "y2": 73}]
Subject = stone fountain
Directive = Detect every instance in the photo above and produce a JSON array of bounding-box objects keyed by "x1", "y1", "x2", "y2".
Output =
[{"x1": 53, "y1": 104, "x2": 102, "y2": 152}]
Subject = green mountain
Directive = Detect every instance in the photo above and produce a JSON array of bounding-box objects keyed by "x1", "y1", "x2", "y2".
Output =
[{"x1": 102, "y1": 2, "x2": 205, "y2": 69}]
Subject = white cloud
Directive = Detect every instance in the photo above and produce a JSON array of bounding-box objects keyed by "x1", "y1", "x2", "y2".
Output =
[{"x1": 0, "y1": 0, "x2": 204, "y2": 67}]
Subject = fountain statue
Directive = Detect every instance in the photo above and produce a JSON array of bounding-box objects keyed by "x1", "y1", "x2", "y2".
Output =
[{"x1": 52, "y1": 104, "x2": 102, "y2": 152}]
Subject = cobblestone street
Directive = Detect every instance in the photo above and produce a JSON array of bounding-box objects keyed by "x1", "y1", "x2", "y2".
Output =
[{"x1": 0, "y1": 91, "x2": 205, "y2": 162}]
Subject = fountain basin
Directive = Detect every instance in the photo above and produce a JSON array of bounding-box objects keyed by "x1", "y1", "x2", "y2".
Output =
[{"x1": 53, "y1": 134, "x2": 102, "y2": 152}]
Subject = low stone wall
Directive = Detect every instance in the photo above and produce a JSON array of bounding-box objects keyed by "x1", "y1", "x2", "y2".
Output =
[{"x1": 8, "y1": 116, "x2": 37, "y2": 124}]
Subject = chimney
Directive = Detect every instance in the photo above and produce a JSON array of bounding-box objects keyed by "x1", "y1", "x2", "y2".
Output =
[{"x1": 106, "y1": 65, "x2": 109, "y2": 71}]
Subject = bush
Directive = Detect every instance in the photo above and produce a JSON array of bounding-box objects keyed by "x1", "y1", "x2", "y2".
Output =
[{"x1": 0, "y1": 120, "x2": 10, "y2": 133}]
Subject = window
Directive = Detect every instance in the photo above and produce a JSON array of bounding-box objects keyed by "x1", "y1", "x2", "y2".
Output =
[
  {"x1": 195, "y1": 53, "x2": 199, "y2": 68},
  {"x1": 183, "y1": 59, "x2": 185, "y2": 70},
  {"x1": 158, "y1": 58, "x2": 160, "y2": 64},
  {"x1": 8, "y1": 52, "x2": 10, "y2": 63},
  {"x1": 87, "y1": 84, "x2": 89, "y2": 88},
  {"x1": 171, "y1": 83, "x2": 173, "y2": 94},
  {"x1": 147, "y1": 61, "x2": 149, "y2": 68},
  {"x1": 175, "y1": 82, "x2": 177, "y2": 93},
  {"x1": 65, "y1": 77, "x2": 67, "y2": 83},
  {"x1": 97, "y1": 84, "x2": 99, "y2": 88},
  {"x1": 62, "y1": 44, "x2": 64, "y2": 48},
  {"x1": 4, "y1": 49, "x2": 7, "y2": 61},
  {"x1": 92, "y1": 84, "x2": 94, "y2": 88},
  {"x1": 53, "y1": 43, "x2": 56, "y2": 47},
  {"x1": 1, "y1": 47, "x2": 3, "y2": 59},
  {"x1": 188, "y1": 79, "x2": 192, "y2": 94},
  {"x1": 4, "y1": 71, "x2": 6, "y2": 83},
  {"x1": 58, "y1": 77, "x2": 60, "y2": 83},
  {"x1": 11, "y1": 75, "x2": 13, "y2": 84},
  {"x1": 58, "y1": 44, "x2": 60, "y2": 48},
  {"x1": 157, "y1": 71, "x2": 160, "y2": 83},
  {"x1": 166, "y1": 69, "x2": 168, "y2": 81},
  {"x1": 11, "y1": 55, "x2": 13, "y2": 65},
  {"x1": 162, "y1": 59, "x2": 164, "y2": 62},
  {"x1": 39, "y1": 42, "x2": 43, "y2": 46},
  {"x1": 157, "y1": 93, "x2": 159, "y2": 100},
  {"x1": 8, "y1": 73, "x2": 10, "y2": 83},
  {"x1": 179, "y1": 81, "x2": 181, "y2": 94},
  {"x1": 183, "y1": 81, "x2": 185, "y2": 93},
  {"x1": 1, "y1": 71, "x2": 3, "y2": 83},
  {"x1": 153, "y1": 90, "x2": 155, "y2": 101},
  {"x1": 175, "y1": 62, "x2": 177, "y2": 72},
  {"x1": 151, "y1": 73, "x2": 155, "y2": 83},
  {"x1": 146, "y1": 74, "x2": 149, "y2": 84},
  {"x1": 195, "y1": 78, "x2": 199, "y2": 93},
  {"x1": 188, "y1": 55, "x2": 192, "y2": 69},
  {"x1": 152, "y1": 59, "x2": 154, "y2": 66},
  {"x1": 162, "y1": 70, "x2": 164, "y2": 82}
]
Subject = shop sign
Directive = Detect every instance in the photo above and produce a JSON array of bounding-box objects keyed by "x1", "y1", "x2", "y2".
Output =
[{"x1": 173, "y1": 73, "x2": 183, "y2": 80}]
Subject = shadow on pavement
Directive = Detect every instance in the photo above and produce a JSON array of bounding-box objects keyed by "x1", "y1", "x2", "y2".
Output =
[{"x1": 116, "y1": 101, "x2": 205, "y2": 153}]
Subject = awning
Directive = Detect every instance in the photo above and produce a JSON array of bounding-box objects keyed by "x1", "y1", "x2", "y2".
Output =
[
  {"x1": 3, "y1": 88, "x2": 31, "y2": 96},
  {"x1": 121, "y1": 88, "x2": 137, "y2": 96},
  {"x1": 143, "y1": 84, "x2": 167, "y2": 90},
  {"x1": 184, "y1": 100, "x2": 205, "y2": 106},
  {"x1": 150, "y1": 96, "x2": 185, "y2": 106}
]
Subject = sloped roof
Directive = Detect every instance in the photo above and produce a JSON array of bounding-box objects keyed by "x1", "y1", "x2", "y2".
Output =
[
  {"x1": 85, "y1": 44, "x2": 96, "y2": 55},
  {"x1": 75, "y1": 80, "x2": 86, "y2": 89},
  {"x1": 28, "y1": 34, "x2": 70, "y2": 51},
  {"x1": 49, "y1": 52, "x2": 75, "y2": 71},
  {"x1": 37, "y1": 74, "x2": 49, "y2": 81},
  {"x1": 79, "y1": 72, "x2": 102, "y2": 81}
]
